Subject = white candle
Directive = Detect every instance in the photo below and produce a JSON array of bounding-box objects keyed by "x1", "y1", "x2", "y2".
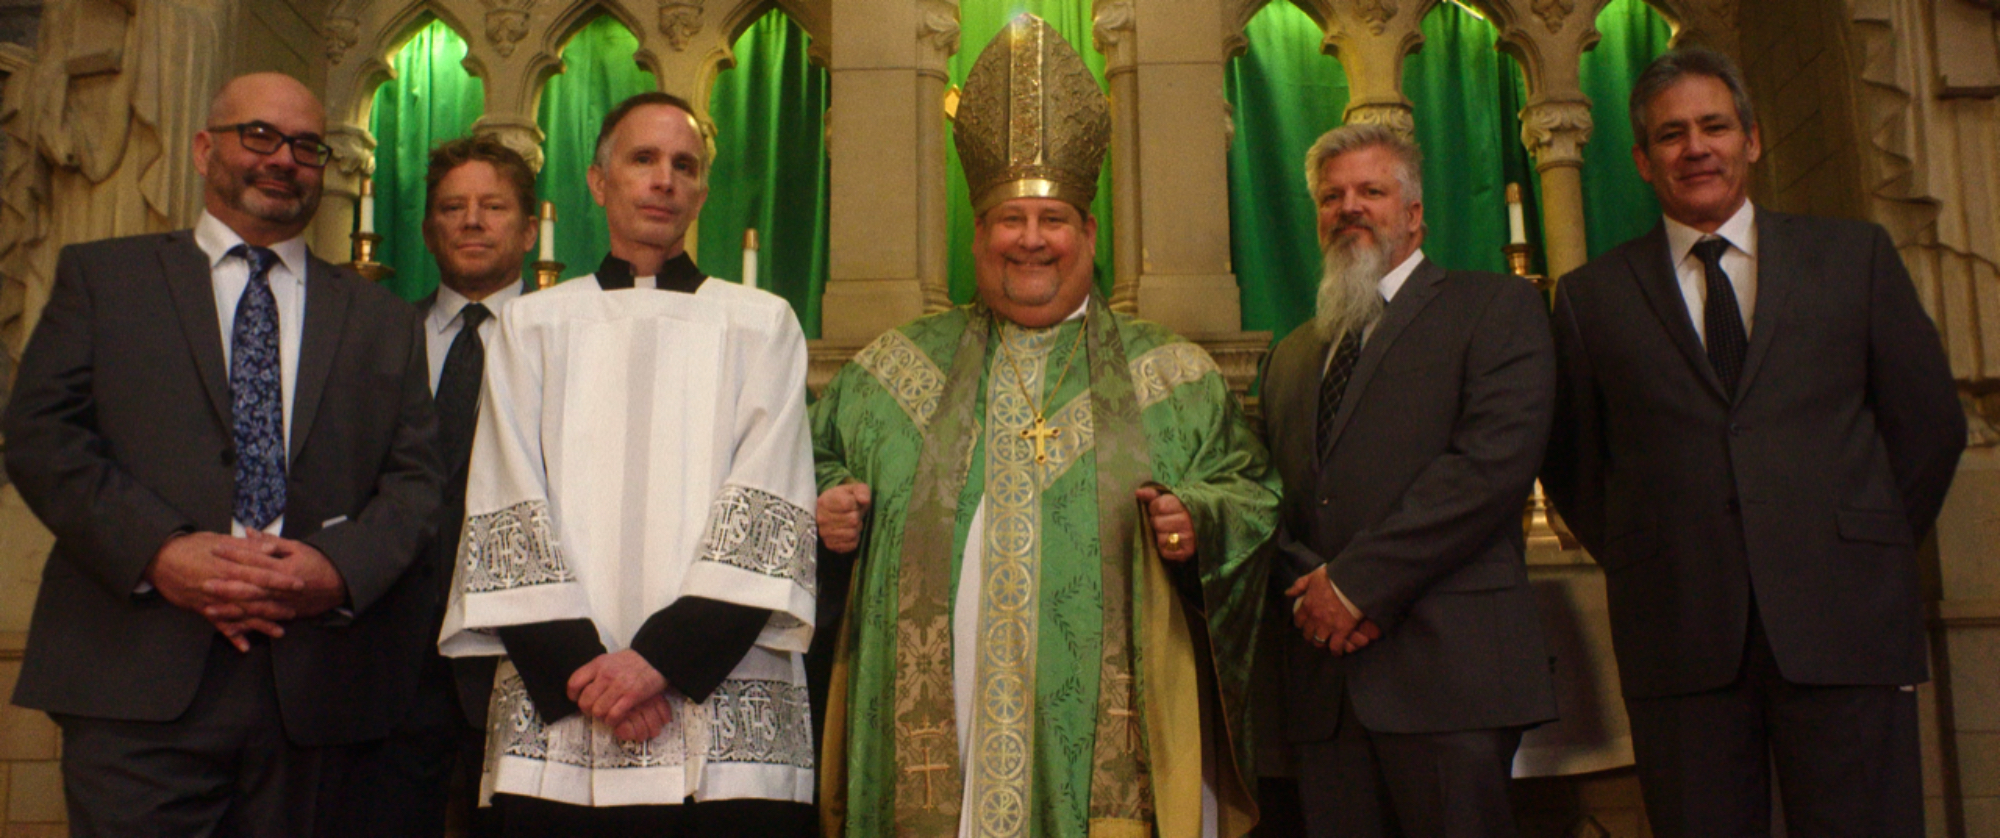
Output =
[
  {"x1": 539, "y1": 201, "x2": 556, "y2": 262},
  {"x1": 1505, "y1": 182, "x2": 1526, "y2": 245},
  {"x1": 359, "y1": 178, "x2": 376, "y2": 234},
  {"x1": 742, "y1": 228, "x2": 759, "y2": 290}
]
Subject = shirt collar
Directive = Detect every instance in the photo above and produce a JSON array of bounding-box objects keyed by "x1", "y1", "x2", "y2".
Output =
[
  {"x1": 594, "y1": 251, "x2": 706, "y2": 293},
  {"x1": 1378, "y1": 248, "x2": 1425, "y2": 303},
  {"x1": 1664, "y1": 200, "x2": 1757, "y2": 266},
  {"x1": 193, "y1": 211, "x2": 309, "y2": 283},
  {"x1": 429, "y1": 280, "x2": 524, "y2": 334}
]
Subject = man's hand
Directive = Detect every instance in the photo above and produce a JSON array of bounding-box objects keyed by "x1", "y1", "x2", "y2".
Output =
[
  {"x1": 818, "y1": 482, "x2": 872, "y2": 554},
  {"x1": 1135, "y1": 485, "x2": 1197, "y2": 562},
  {"x1": 208, "y1": 532, "x2": 349, "y2": 618},
  {"x1": 147, "y1": 532, "x2": 306, "y2": 650},
  {"x1": 568, "y1": 649, "x2": 670, "y2": 732},
  {"x1": 612, "y1": 693, "x2": 675, "y2": 743},
  {"x1": 1285, "y1": 566, "x2": 1375, "y2": 656}
]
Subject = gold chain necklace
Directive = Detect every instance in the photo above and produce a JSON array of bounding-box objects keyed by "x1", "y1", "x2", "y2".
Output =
[{"x1": 997, "y1": 315, "x2": 1086, "y2": 465}]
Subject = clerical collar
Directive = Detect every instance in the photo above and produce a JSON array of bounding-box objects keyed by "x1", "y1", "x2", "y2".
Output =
[{"x1": 594, "y1": 252, "x2": 707, "y2": 293}]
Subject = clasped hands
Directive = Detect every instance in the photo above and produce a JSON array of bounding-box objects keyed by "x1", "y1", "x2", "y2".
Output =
[
  {"x1": 146, "y1": 530, "x2": 348, "y2": 652},
  {"x1": 1285, "y1": 565, "x2": 1380, "y2": 656},
  {"x1": 569, "y1": 649, "x2": 675, "y2": 744},
  {"x1": 818, "y1": 481, "x2": 1199, "y2": 563}
]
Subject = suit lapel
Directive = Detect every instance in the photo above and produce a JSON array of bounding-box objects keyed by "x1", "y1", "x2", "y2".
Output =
[
  {"x1": 1625, "y1": 223, "x2": 1727, "y2": 400},
  {"x1": 1322, "y1": 258, "x2": 1447, "y2": 454},
  {"x1": 1281, "y1": 328, "x2": 1331, "y2": 472},
  {"x1": 1734, "y1": 210, "x2": 1799, "y2": 402},
  {"x1": 160, "y1": 233, "x2": 233, "y2": 428},
  {"x1": 289, "y1": 256, "x2": 352, "y2": 464}
]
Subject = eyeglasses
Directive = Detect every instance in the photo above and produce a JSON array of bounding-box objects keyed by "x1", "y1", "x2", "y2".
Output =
[{"x1": 207, "y1": 122, "x2": 335, "y2": 168}]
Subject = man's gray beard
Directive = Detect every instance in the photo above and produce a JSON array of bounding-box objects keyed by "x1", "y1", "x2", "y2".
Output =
[{"x1": 1314, "y1": 232, "x2": 1393, "y2": 343}]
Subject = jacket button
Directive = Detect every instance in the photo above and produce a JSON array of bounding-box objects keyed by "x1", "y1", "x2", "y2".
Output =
[
  {"x1": 220, "y1": 448, "x2": 236, "y2": 466},
  {"x1": 1319, "y1": 499, "x2": 1330, "y2": 508}
]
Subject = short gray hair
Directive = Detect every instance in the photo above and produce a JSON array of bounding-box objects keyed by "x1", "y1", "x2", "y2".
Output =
[
  {"x1": 1303, "y1": 122, "x2": 1423, "y2": 206},
  {"x1": 1629, "y1": 48, "x2": 1756, "y2": 147}
]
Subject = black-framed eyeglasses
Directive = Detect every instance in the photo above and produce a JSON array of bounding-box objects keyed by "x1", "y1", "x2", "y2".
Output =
[{"x1": 208, "y1": 122, "x2": 335, "y2": 168}]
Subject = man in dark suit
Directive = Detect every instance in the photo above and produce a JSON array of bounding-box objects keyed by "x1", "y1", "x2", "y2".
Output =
[
  {"x1": 1542, "y1": 48, "x2": 1966, "y2": 837},
  {"x1": 1261, "y1": 123, "x2": 1557, "y2": 838},
  {"x1": 2, "y1": 72, "x2": 441, "y2": 837},
  {"x1": 337, "y1": 136, "x2": 538, "y2": 838}
]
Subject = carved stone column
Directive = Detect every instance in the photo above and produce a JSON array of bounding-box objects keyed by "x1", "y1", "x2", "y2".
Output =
[
  {"x1": 1648, "y1": 0, "x2": 1741, "y2": 58},
  {"x1": 1094, "y1": 0, "x2": 1141, "y2": 312},
  {"x1": 1294, "y1": 0, "x2": 1439, "y2": 139},
  {"x1": 819, "y1": 0, "x2": 953, "y2": 342},
  {"x1": 1463, "y1": 0, "x2": 1612, "y2": 279},
  {"x1": 1118, "y1": 0, "x2": 1250, "y2": 333}
]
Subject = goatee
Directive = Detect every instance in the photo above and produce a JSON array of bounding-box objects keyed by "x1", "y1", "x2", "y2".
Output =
[{"x1": 1314, "y1": 224, "x2": 1396, "y2": 343}]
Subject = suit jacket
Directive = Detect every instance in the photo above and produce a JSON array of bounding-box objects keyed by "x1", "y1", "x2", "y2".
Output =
[
  {"x1": 4, "y1": 230, "x2": 443, "y2": 747},
  {"x1": 1542, "y1": 210, "x2": 1966, "y2": 699},
  {"x1": 1262, "y1": 258, "x2": 1558, "y2": 739}
]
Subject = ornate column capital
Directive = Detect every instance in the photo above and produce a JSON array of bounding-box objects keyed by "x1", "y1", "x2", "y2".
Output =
[
  {"x1": 1520, "y1": 98, "x2": 1594, "y2": 170},
  {"x1": 1293, "y1": 0, "x2": 1439, "y2": 129},
  {"x1": 1092, "y1": 0, "x2": 1136, "y2": 72},
  {"x1": 327, "y1": 124, "x2": 379, "y2": 182},
  {"x1": 1649, "y1": 0, "x2": 1741, "y2": 59},
  {"x1": 917, "y1": 0, "x2": 960, "y2": 74},
  {"x1": 1343, "y1": 100, "x2": 1417, "y2": 138},
  {"x1": 1458, "y1": 0, "x2": 1612, "y2": 100},
  {"x1": 472, "y1": 114, "x2": 548, "y2": 173}
]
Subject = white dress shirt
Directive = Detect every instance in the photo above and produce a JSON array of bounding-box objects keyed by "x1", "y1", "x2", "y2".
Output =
[
  {"x1": 193, "y1": 211, "x2": 309, "y2": 537},
  {"x1": 1663, "y1": 200, "x2": 1759, "y2": 344},
  {"x1": 426, "y1": 280, "x2": 525, "y2": 392}
]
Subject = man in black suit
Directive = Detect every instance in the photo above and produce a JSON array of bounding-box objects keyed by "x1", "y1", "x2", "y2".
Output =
[
  {"x1": 1542, "y1": 48, "x2": 1966, "y2": 837},
  {"x1": 1261, "y1": 123, "x2": 1557, "y2": 838},
  {"x1": 3, "y1": 72, "x2": 441, "y2": 837},
  {"x1": 337, "y1": 136, "x2": 539, "y2": 838}
]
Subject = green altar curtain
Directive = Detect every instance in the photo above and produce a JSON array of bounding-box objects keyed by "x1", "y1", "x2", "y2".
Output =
[
  {"x1": 535, "y1": 14, "x2": 658, "y2": 283},
  {"x1": 698, "y1": 10, "x2": 831, "y2": 338},
  {"x1": 946, "y1": 0, "x2": 1115, "y2": 305},
  {"x1": 1579, "y1": 0, "x2": 1672, "y2": 257},
  {"x1": 368, "y1": 19, "x2": 484, "y2": 302},
  {"x1": 1225, "y1": 0, "x2": 1667, "y2": 342}
]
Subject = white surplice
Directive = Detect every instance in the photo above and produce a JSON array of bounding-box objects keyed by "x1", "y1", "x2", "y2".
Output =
[{"x1": 439, "y1": 273, "x2": 818, "y2": 808}]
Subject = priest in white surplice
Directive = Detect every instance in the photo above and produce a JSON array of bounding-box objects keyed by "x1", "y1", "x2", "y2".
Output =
[{"x1": 439, "y1": 92, "x2": 818, "y2": 836}]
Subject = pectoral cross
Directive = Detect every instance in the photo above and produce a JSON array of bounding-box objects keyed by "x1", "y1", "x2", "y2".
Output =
[{"x1": 1021, "y1": 415, "x2": 1062, "y2": 464}]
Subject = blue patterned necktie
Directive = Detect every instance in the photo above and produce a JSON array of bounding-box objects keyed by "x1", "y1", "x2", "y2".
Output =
[{"x1": 229, "y1": 244, "x2": 286, "y2": 530}]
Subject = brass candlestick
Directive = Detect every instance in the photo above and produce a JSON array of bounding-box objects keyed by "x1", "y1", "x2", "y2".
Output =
[
  {"x1": 533, "y1": 260, "x2": 564, "y2": 290},
  {"x1": 348, "y1": 231, "x2": 394, "y2": 282}
]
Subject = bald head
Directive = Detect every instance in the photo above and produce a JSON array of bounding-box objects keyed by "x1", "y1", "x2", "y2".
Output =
[{"x1": 194, "y1": 73, "x2": 328, "y2": 246}]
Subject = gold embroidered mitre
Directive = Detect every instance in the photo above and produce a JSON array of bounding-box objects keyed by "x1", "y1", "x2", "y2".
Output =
[{"x1": 954, "y1": 13, "x2": 1111, "y2": 214}]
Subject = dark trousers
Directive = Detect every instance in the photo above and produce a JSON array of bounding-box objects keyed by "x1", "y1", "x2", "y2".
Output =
[
  {"x1": 1296, "y1": 691, "x2": 1523, "y2": 838},
  {"x1": 494, "y1": 794, "x2": 814, "y2": 838},
  {"x1": 1625, "y1": 609, "x2": 1923, "y2": 838},
  {"x1": 55, "y1": 637, "x2": 349, "y2": 838},
  {"x1": 331, "y1": 651, "x2": 494, "y2": 838}
]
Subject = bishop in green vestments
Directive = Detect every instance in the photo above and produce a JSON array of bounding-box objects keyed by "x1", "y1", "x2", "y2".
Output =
[{"x1": 809, "y1": 15, "x2": 1280, "y2": 838}]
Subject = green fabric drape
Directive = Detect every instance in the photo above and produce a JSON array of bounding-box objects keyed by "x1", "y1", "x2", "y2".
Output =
[
  {"x1": 1579, "y1": 0, "x2": 1672, "y2": 258},
  {"x1": 1224, "y1": 1, "x2": 1351, "y2": 343},
  {"x1": 535, "y1": 14, "x2": 658, "y2": 280},
  {"x1": 368, "y1": 19, "x2": 484, "y2": 302},
  {"x1": 699, "y1": 10, "x2": 831, "y2": 338},
  {"x1": 946, "y1": 0, "x2": 1115, "y2": 305}
]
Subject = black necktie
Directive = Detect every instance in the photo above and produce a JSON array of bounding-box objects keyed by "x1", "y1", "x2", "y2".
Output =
[
  {"x1": 228, "y1": 244, "x2": 285, "y2": 530},
  {"x1": 1317, "y1": 329, "x2": 1362, "y2": 464},
  {"x1": 435, "y1": 303, "x2": 490, "y2": 475},
  {"x1": 1694, "y1": 238, "x2": 1748, "y2": 394}
]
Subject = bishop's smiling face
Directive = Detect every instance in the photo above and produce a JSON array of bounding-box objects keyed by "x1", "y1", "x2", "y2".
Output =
[{"x1": 974, "y1": 197, "x2": 1098, "y2": 329}]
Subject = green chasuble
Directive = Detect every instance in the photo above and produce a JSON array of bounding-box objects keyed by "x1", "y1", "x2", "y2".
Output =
[{"x1": 811, "y1": 297, "x2": 1279, "y2": 838}]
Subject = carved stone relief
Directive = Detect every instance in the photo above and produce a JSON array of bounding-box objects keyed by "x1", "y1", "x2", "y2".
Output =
[
  {"x1": 323, "y1": 16, "x2": 360, "y2": 65},
  {"x1": 918, "y1": 0, "x2": 960, "y2": 62},
  {"x1": 660, "y1": 0, "x2": 703, "y2": 51},
  {"x1": 481, "y1": 0, "x2": 539, "y2": 57},
  {"x1": 1092, "y1": 0, "x2": 1134, "y2": 60},
  {"x1": 1354, "y1": 0, "x2": 1399, "y2": 34},
  {"x1": 1533, "y1": 0, "x2": 1574, "y2": 32},
  {"x1": 1344, "y1": 101, "x2": 1416, "y2": 138}
]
